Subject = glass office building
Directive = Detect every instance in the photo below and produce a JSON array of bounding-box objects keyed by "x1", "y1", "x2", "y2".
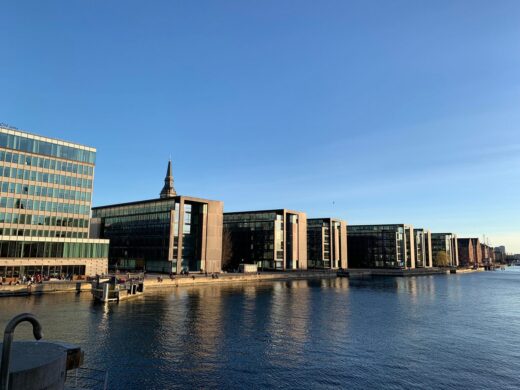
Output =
[
  {"x1": 307, "y1": 218, "x2": 347, "y2": 269},
  {"x1": 347, "y1": 224, "x2": 415, "y2": 269},
  {"x1": 223, "y1": 209, "x2": 307, "y2": 271},
  {"x1": 92, "y1": 162, "x2": 223, "y2": 273},
  {"x1": 431, "y1": 233, "x2": 459, "y2": 267},
  {"x1": 0, "y1": 125, "x2": 109, "y2": 279}
]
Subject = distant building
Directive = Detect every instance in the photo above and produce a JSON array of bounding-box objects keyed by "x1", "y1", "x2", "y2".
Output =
[
  {"x1": 92, "y1": 161, "x2": 223, "y2": 273},
  {"x1": 496, "y1": 245, "x2": 506, "y2": 254},
  {"x1": 480, "y1": 243, "x2": 494, "y2": 265},
  {"x1": 457, "y1": 238, "x2": 474, "y2": 267},
  {"x1": 494, "y1": 246, "x2": 506, "y2": 264},
  {"x1": 431, "y1": 233, "x2": 459, "y2": 267},
  {"x1": 0, "y1": 125, "x2": 109, "y2": 279},
  {"x1": 307, "y1": 218, "x2": 347, "y2": 269},
  {"x1": 223, "y1": 209, "x2": 307, "y2": 271},
  {"x1": 414, "y1": 228, "x2": 432, "y2": 268},
  {"x1": 457, "y1": 238, "x2": 482, "y2": 267},
  {"x1": 347, "y1": 224, "x2": 415, "y2": 269}
]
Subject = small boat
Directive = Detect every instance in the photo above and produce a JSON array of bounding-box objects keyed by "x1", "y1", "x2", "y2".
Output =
[{"x1": 91, "y1": 273, "x2": 145, "y2": 302}]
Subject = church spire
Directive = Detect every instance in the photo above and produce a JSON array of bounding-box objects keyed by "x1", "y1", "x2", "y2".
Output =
[{"x1": 160, "y1": 160, "x2": 177, "y2": 198}]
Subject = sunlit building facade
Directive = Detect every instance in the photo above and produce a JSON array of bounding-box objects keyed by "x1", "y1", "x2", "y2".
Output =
[
  {"x1": 0, "y1": 125, "x2": 109, "y2": 279},
  {"x1": 431, "y1": 233, "x2": 459, "y2": 267},
  {"x1": 92, "y1": 162, "x2": 223, "y2": 273},
  {"x1": 223, "y1": 209, "x2": 307, "y2": 271},
  {"x1": 347, "y1": 224, "x2": 415, "y2": 269},
  {"x1": 413, "y1": 228, "x2": 432, "y2": 268},
  {"x1": 307, "y1": 218, "x2": 347, "y2": 269}
]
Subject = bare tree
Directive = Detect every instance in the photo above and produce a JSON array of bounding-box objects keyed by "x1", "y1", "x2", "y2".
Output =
[
  {"x1": 434, "y1": 251, "x2": 449, "y2": 267},
  {"x1": 221, "y1": 227, "x2": 234, "y2": 271}
]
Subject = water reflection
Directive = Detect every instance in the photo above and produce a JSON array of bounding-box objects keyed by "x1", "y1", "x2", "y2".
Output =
[{"x1": 0, "y1": 272, "x2": 519, "y2": 389}]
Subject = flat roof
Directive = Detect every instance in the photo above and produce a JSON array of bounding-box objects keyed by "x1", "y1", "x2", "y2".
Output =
[
  {"x1": 93, "y1": 195, "x2": 222, "y2": 210},
  {"x1": 224, "y1": 208, "x2": 304, "y2": 215},
  {"x1": 349, "y1": 223, "x2": 411, "y2": 227},
  {"x1": 0, "y1": 125, "x2": 96, "y2": 152},
  {"x1": 308, "y1": 217, "x2": 347, "y2": 223}
]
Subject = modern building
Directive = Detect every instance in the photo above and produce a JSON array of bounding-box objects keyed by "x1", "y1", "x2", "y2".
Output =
[
  {"x1": 223, "y1": 209, "x2": 307, "y2": 271},
  {"x1": 457, "y1": 238, "x2": 474, "y2": 267},
  {"x1": 471, "y1": 238, "x2": 483, "y2": 266},
  {"x1": 494, "y1": 246, "x2": 507, "y2": 264},
  {"x1": 480, "y1": 243, "x2": 495, "y2": 265},
  {"x1": 457, "y1": 238, "x2": 483, "y2": 267},
  {"x1": 431, "y1": 233, "x2": 459, "y2": 267},
  {"x1": 0, "y1": 125, "x2": 109, "y2": 279},
  {"x1": 347, "y1": 224, "x2": 415, "y2": 269},
  {"x1": 414, "y1": 228, "x2": 432, "y2": 268},
  {"x1": 92, "y1": 161, "x2": 223, "y2": 274},
  {"x1": 307, "y1": 218, "x2": 347, "y2": 269}
]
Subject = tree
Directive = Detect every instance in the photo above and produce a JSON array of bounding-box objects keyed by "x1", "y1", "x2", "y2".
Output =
[
  {"x1": 434, "y1": 251, "x2": 449, "y2": 267},
  {"x1": 221, "y1": 228, "x2": 234, "y2": 271}
]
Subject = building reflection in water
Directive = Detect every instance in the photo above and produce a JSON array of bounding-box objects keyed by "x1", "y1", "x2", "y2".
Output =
[{"x1": 265, "y1": 280, "x2": 312, "y2": 367}]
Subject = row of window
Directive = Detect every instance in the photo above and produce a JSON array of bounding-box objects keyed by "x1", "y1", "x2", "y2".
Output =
[
  {"x1": 0, "y1": 149, "x2": 94, "y2": 176},
  {"x1": 0, "y1": 132, "x2": 96, "y2": 163},
  {"x1": 0, "y1": 240, "x2": 108, "y2": 258},
  {"x1": 0, "y1": 197, "x2": 90, "y2": 215},
  {"x1": 0, "y1": 212, "x2": 89, "y2": 228},
  {"x1": 0, "y1": 228, "x2": 88, "y2": 239},
  {"x1": 104, "y1": 212, "x2": 170, "y2": 225},
  {"x1": 224, "y1": 212, "x2": 279, "y2": 223},
  {"x1": 0, "y1": 181, "x2": 91, "y2": 202},
  {"x1": 0, "y1": 167, "x2": 93, "y2": 189},
  {"x1": 0, "y1": 265, "x2": 88, "y2": 278},
  {"x1": 93, "y1": 200, "x2": 178, "y2": 218}
]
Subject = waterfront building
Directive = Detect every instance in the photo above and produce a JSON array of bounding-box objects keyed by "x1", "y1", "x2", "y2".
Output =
[
  {"x1": 92, "y1": 161, "x2": 223, "y2": 273},
  {"x1": 0, "y1": 125, "x2": 109, "y2": 279},
  {"x1": 223, "y1": 209, "x2": 307, "y2": 271},
  {"x1": 457, "y1": 238, "x2": 474, "y2": 267},
  {"x1": 471, "y1": 238, "x2": 483, "y2": 266},
  {"x1": 480, "y1": 243, "x2": 495, "y2": 265},
  {"x1": 347, "y1": 224, "x2": 415, "y2": 269},
  {"x1": 457, "y1": 238, "x2": 483, "y2": 267},
  {"x1": 494, "y1": 246, "x2": 506, "y2": 264},
  {"x1": 307, "y1": 218, "x2": 347, "y2": 269},
  {"x1": 413, "y1": 228, "x2": 432, "y2": 268},
  {"x1": 431, "y1": 233, "x2": 459, "y2": 267}
]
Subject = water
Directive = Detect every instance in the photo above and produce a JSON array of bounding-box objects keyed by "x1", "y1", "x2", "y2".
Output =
[{"x1": 1, "y1": 269, "x2": 520, "y2": 389}]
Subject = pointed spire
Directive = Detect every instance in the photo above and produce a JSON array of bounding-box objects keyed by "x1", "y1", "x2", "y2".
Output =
[{"x1": 160, "y1": 160, "x2": 177, "y2": 198}]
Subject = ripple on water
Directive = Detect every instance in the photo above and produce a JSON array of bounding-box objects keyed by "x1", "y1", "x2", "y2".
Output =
[{"x1": 1, "y1": 271, "x2": 520, "y2": 389}]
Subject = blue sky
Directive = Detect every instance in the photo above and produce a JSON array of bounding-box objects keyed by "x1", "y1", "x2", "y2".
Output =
[{"x1": 1, "y1": 1, "x2": 519, "y2": 251}]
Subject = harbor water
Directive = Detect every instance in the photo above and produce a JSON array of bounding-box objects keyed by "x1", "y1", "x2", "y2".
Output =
[{"x1": 1, "y1": 269, "x2": 519, "y2": 389}]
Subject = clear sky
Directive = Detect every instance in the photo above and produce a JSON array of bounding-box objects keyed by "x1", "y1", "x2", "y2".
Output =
[{"x1": 1, "y1": 1, "x2": 519, "y2": 252}]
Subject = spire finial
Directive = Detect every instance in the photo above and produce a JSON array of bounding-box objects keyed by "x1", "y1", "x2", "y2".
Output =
[{"x1": 160, "y1": 159, "x2": 176, "y2": 198}]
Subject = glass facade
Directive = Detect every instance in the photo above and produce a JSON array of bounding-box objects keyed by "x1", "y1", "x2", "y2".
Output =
[
  {"x1": 0, "y1": 127, "x2": 108, "y2": 278},
  {"x1": 0, "y1": 131, "x2": 95, "y2": 164},
  {"x1": 307, "y1": 218, "x2": 345, "y2": 269},
  {"x1": 92, "y1": 198, "x2": 208, "y2": 273},
  {"x1": 223, "y1": 210, "x2": 305, "y2": 271},
  {"x1": 431, "y1": 233, "x2": 458, "y2": 267},
  {"x1": 348, "y1": 224, "x2": 411, "y2": 269},
  {"x1": 223, "y1": 212, "x2": 280, "y2": 270}
]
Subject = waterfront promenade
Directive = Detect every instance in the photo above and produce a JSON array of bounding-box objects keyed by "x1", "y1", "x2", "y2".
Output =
[
  {"x1": 0, "y1": 270, "x2": 337, "y2": 297},
  {"x1": 0, "y1": 268, "x2": 486, "y2": 297}
]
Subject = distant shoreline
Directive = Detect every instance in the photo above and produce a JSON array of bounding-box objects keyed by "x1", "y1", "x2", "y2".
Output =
[{"x1": 0, "y1": 267, "x2": 492, "y2": 298}]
